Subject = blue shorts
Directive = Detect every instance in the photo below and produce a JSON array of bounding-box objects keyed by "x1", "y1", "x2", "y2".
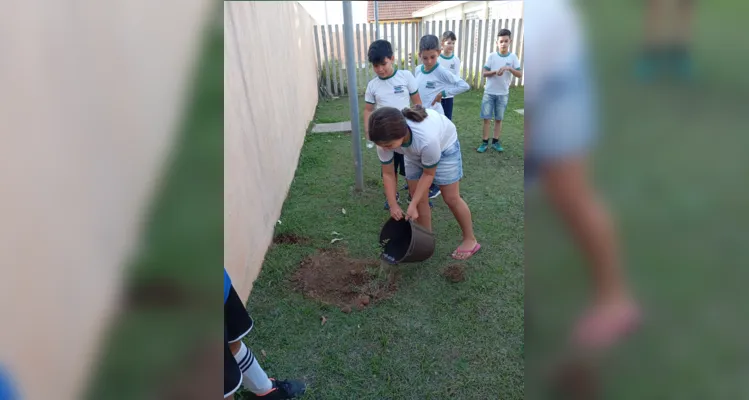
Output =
[
  {"x1": 480, "y1": 93, "x2": 509, "y2": 120},
  {"x1": 525, "y1": 61, "x2": 597, "y2": 186},
  {"x1": 405, "y1": 140, "x2": 463, "y2": 186}
]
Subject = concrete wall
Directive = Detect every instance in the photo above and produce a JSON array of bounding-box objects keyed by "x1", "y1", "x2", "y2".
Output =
[
  {"x1": 0, "y1": 1, "x2": 213, "y2": 399},
  {"x1": 224, "y1": 1, "x2": 318, "y2": 301}
]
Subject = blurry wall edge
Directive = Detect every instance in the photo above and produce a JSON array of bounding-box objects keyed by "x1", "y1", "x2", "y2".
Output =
[
  {"x1": 224, "y1": 1, "x2": 319, "y2": 301},
  {"x1": 0, "y1": 0, "x2": 215, "y2": 399}
]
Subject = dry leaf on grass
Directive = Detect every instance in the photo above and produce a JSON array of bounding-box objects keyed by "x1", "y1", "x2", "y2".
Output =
[
  {"x1": 330, "y1": 238, "x2": 343, "y2": 244},
  {"x1": 321, "y1": 316, "x2": 328, "y2": 325}
]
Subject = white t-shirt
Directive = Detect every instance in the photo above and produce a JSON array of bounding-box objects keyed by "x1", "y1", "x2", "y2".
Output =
[
  {"x1": 376, "y1": 108, "x2": 458, "y2": 169},
  {"x1": 524, "y1": 0, "x2": 586, "y2": 107},
  {"x1": 414, "y1": 63, "x2": 470, "y2": 115},
  {"x1": 364, "y1": 68, "x2": 418, "y2": 110},
  {"x1": 483, "y1": 52, "x2": 522, "y2": 96},
  {"x1": 439, "y1": 54, "x2": 462, "y2": 98}
]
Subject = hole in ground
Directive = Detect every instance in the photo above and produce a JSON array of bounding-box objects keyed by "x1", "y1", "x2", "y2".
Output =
[{"x1": 291, "y1": 248, "x2": 399, "y2": 312}]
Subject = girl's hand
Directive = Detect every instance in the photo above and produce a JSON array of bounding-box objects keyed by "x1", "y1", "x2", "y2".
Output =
[
  {"x1": 406, "y1": 203, "x2": 419, "y2": 221},
  {"x1": 390, "y1": 205, "x2": 405, "y2": 221}
]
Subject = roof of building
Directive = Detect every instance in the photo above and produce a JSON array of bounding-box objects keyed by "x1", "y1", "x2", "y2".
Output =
[{"x1": 366, "y1": 1, "x2": 440, "y2": 21}]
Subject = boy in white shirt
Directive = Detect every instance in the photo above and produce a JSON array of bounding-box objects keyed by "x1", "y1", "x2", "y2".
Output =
[
  {"x1": 364, "y1": 40, "x2": 441, "y2": 207},
  {"x1": 414, "y1": 35, "x2": 470, "y2": 118},
  {"x1": 478, "y1": 29, "x2": 522, "y2": 153},
  {"x1": 439, "y1": 31, "x2": 462, "y2": 120}
]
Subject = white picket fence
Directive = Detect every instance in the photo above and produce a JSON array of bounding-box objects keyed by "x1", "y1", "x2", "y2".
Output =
[{"x1": 313, "y1": 18, "x2": 524, "y2": 97}]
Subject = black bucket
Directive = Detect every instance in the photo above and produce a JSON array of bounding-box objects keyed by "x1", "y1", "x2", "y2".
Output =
[{"x1": 379, "y1": 218, "x2": 436, "y2": 264}]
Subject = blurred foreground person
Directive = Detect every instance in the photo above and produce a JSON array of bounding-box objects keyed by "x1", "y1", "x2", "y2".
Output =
[{"x1": 525, "y1": 0, "x2": 641, "y2": 354}]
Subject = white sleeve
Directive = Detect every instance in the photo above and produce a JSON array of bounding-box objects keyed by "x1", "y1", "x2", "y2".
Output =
[
  {"x1": 455, "y1": 57, "x2": 462, "y2": 76},
  {"x1": 441, "y1": 68, "x2": 470, "y2": 98},
  {"x1": 483, "y1": 53, "x2": 494, "y2": 70},
  {"x1": 405, "y1": 71, "x2": 418, "y2": 95},
  {"x1": 365, "y1": 81, "x2": 375, "y2": 104},
  {"x1": 513, "y1": 54, "x2": 522, "y2": 70},
  {"x1": 377, "y1": 146, "x2": 395, "y2": 164}
]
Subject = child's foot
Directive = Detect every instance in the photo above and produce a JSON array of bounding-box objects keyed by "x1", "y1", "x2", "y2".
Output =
[
  {"x1": 428, "y1": 184, "x2": 441, "y2": 199},
  {"x1": 248, "y1": 378, "x2": 306, "y2": 399},
  {"x1": 572, "y1": 296, "x2": 641, "y2": 351},
  {"x1": 491, "y1": 141, "x2": 504, "y2": 152},
  {"x1": 384, "y1": 193, "x2": 400, "y2": 210},
  {"x1": 477, "y1": 142, "x2": 489, "y2": 153},
  {"x1": 451, "y1": 239, "x2": 480, "y2": 260}
]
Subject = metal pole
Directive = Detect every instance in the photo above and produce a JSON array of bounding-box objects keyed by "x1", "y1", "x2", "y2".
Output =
[
  {"x1": 374, "y1": 0, "x2": 380, "y2": 39},
  {"x1": 342, "y1": 1, "x2": 364, "y2": 192}
]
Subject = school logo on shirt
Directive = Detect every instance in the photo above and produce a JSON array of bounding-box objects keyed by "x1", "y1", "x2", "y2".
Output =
[
  {"x1": 425, "y1": 81, "x2": 437, "y2": 89},
  {"x1": 505, "y1": 62, "x2": 512, "y2": 67},
  {"x1": 393, "y1": 85, "x2": 405, "y2": 94},
  {"x1": 450, "y1": 65, "x2": 456, "y2": 70}
]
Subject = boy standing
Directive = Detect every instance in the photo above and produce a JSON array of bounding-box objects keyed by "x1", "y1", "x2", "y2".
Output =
[
  {"x1": 439, "y1": 31, "x2": 462, "y2": 120},
  {"x1": 364, "y1": 40, "x2": 440, "y2": 207},
  {"x1": 478, "y1": 29, "x2": 523, "y2": 153}
]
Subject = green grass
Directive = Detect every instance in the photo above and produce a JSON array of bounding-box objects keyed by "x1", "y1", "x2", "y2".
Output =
[{"x1": 239, "y1": 88, "x2": 525, "y2": 399}]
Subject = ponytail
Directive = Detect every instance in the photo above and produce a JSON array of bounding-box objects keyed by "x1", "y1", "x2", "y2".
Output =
[{"x1": 401, "y1": 104, "x2": 429, "y2": 122}]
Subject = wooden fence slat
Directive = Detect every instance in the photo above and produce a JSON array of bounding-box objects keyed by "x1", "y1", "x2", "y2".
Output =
[
  {"x1": 397, "y1": 22, "x2": 402, "y2": 70},
  {"x1": 516, "y1": 18, "x2": 524, "y2": 87},
  {"x1": 403, "y1": 22, "x2": 409, "y2": 71},
  {"x1": 335, "y1": 24, "x2": 345, "y2": 95},
  {"x1": 313, "y1": 25, "x2": 322, "y2": 76},
  {"x1": 438, "y1": 20, "x2": 443, "y2": 37},
  {"x1": 327, "y1": 25, "x2": 338, "y2": 95},
  {"x1": 468, "y1": 20, "x2": 476, "y2": 85},
  {"x1": 321, "y1": 25, "x2": 332, "y2": 95},
  {"x1": 474, "y1": 20, "x2": 484, "y2": 88},
  {"x1": 484, "y1": 19, "x2": 497, "y2": 89},
  {"x1": 478, "y1": 19, "x2": 489, "y2": 89},
  {"x1": 356, "y1": 24, "x2": 363, "y2": 90},
  {"x1": 510, "y1": 18, "x2": 518, "y2": 87},
  {"x1": 456, "y1": 19, "x2": 466, "y2": 80}
]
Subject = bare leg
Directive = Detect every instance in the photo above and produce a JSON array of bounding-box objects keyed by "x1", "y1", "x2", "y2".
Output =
[
  {"x1": 493, "y1": 119, "x2": 503, "y2": 140},
  {"x1": 482, "y1": 119, "x2": 491, "y2": 140},
  {"x1": 440, "y1": 181, "x2": 477, "y2": 257},
  {"x1": 541, "y1": 156, "x2": 639, "y2": 350},
  {"x1": 408, "y1": 179, "x2": 432, "y2": 231}
]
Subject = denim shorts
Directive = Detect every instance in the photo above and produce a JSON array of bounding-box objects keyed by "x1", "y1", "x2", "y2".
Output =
[
  {"x1": 480, "y1": 93, "x2": 509, "y2": 120},
  {"x1": 405, "y1": 140, "x2": 463, "y2": 186},
  {"x1": 525, "y1": 60, "x2": 597, "y2": 186}
]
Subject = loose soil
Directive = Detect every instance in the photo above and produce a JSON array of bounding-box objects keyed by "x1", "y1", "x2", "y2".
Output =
[
  {"x1": 273, "y1": 233, "x2": 310, "y2": 245},
  {"x1": 442, "y1": 264, "x2": 466, "y2": 283},
  {"x1": 291, "y1": 248, "x2": 399, "y2": 311}
]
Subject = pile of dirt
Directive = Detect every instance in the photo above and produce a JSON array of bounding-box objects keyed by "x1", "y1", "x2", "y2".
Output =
[
  {"x1": 442, "y1": 264, "x2": 466, "y2": 283},
  {"x1": 291, "y1": 248, "x2": 399, "y2": 311},
  {"x1": 273, "y1": 233, "x2": 310, "y2": 245}
]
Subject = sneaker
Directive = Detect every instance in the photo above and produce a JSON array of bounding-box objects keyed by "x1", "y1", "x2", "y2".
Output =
[
  {"x1": 384, "y1": 192, "x2": 400, "y2": 210},
  {"x1": 401, "y1": 183, "x2": 409, "y2": 191},
  {"x1": 247, "y1": 378, "x2": 306, "y2": 399},
  {"x1": 491, "y1": 141, "x2": 504, "y2": 152},
  {"x1": 477, "y1": 142, "x2": 489, "y2": 153},
  {"x1": 428, "y1": 184, "x2": 441, "y2": 199}
]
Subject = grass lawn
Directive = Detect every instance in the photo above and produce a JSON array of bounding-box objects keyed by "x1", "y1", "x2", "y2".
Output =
[{"x1": 238, "y1": 88, "x2": 525, "y2": 399}]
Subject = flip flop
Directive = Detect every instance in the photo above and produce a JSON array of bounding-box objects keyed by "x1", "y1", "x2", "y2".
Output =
[{"x1": 451, "y1": 243, "x2": 481, "y2": 260}]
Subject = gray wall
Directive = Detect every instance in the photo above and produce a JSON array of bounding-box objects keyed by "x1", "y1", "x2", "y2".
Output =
[{"x1": 224, "y1": 1, "x2": 319, "y2": 300}]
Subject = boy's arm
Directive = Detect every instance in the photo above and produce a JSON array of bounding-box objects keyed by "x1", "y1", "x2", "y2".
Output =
[
  {"x1": 363, "y1": 103, "x2": 375, "y2": 140},
  {"x1": 442, "y1": 69, "x2": 470, "y2": 98},
  {"x1": 406, "y1": 71, "x2": 422, "y2": 106},
  {"x1": 483, "y1": 66, "x2": 497, "y2": 77}
]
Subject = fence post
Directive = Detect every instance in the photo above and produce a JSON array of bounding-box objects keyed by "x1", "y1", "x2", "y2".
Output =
[{"x1": 342, "y1": 1, "x2": 364, "y2": 192}]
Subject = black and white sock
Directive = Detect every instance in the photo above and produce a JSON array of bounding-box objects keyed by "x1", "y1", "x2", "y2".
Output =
[{"x1": 234, "y1": 341, "x2": 273, "y2": 394}]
